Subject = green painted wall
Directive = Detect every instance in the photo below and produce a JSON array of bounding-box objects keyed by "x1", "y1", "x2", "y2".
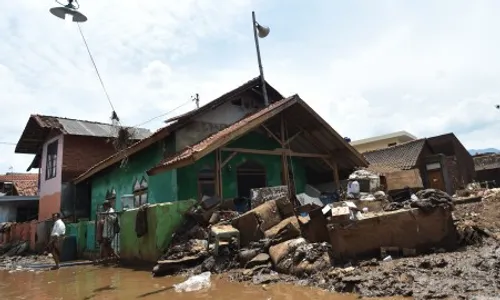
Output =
[
  {"x1": 89, "y1": 138, "x2": 177, "y2": 220},
  {"x1": 176, "y1": 131, "x2": 307, "y2": 200},
  {"x1": 119, "y1": 200, "x2": 196, "y2": 262}
]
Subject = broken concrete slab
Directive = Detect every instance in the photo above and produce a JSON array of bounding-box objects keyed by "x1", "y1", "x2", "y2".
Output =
[
  {"x1": 264, "y1": 216, "x2": 301, "y2": 241},
  {"x1": 245, "y1": 253, "x2": 270, "y2": 269},
  {"x1": 328, "y1": 207, "x2": 458, "y2": 262},
  {"x1": 232, "y1": 200, "x2": 283, "y2": 246}
]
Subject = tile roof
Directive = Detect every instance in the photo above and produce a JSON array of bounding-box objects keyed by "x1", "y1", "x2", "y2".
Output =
[
  {"x1": 74, "y1": 76, "x2": 283, "y2": 183},
  {"x1": 147, "y1": 96, "x2": 298, "y2": 174},
  {"x1": 32, "y1": 115, "x2": 151, "y2": 139},
  {"x1": 473, "y1": 153, "x2": 500, "y2": 171},
  {"x1": 363, "y1": 139, "x2": 427, "y2": 172},
  {"x1": 0, "y1": 173, "x2": 38, "y2": 196}
]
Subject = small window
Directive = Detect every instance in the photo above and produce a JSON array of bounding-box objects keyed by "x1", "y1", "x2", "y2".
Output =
[
  {"x1": 133, "y1": 177, "x2": 148, "y2": 207},
  {"x1": 45, "y1": 141, "x2": 58, "y2": 180},
  {"x1": 388, "y1": 142, "x2": 397, "y2": 147}
]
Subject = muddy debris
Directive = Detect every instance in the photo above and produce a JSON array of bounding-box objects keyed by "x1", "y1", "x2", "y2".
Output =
[{"x1": 152, "y1": 186, "x2": 500, "y2": 299}]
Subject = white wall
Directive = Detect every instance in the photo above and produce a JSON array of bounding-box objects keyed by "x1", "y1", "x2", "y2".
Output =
[{"x1": 175, "y1": 96, "x2": 260, "y2": 151}]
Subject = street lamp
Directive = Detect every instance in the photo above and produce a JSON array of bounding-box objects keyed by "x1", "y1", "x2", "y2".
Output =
[
  {"x1": 252, "y1": 11, "x2": 270, "y2": 106},
  {"x1": 49, "y1": 0, "x2": 88, "y2": 23}
]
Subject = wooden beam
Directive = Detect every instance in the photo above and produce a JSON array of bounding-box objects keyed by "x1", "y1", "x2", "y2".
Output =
[
  {"x1": 221, "y1": 147, "x2": 330, "y2": 158},
  {"x1": 280, "y1": 114, "x2": 290, "y2": 196},
  {"x1": 261, "y1": 124, "x2": 283, "y2": 146},
  {"x1": 284, "y1": 130, "x2": 302, "y2": 146},
  {"x1": 215, "y1": 149, "x2": 222, "y2": 197},
  {"x1": 221, "y1": 151, "x2": 237, "y2": 168}
]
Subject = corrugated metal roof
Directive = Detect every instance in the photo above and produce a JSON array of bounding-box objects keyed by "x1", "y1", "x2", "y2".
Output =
[{"x1": 37, "y1": 116, "x2": 151, "y2": 139}]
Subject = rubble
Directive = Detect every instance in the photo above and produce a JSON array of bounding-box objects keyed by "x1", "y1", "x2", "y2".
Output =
[
  {"x1": 151, "y1": 184, "x2": 500, "y2": 299},
  {"x1": 384, "y1": 188, "x2": 454, "y2": 212}
]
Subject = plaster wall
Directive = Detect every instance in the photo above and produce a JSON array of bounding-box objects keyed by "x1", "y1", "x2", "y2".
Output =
[{"x1": 39, "y1": 135, "x2": 64, "y2": 221}]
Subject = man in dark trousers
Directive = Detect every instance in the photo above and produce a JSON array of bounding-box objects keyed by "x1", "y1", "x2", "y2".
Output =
[{"x1": 47, "y1": 212, "x2": 65, "y2": 269}]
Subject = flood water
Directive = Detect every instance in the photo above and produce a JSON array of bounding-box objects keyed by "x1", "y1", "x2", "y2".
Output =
[{"x1": 0, "y1": 266, "x2": 403, "y2": 300}]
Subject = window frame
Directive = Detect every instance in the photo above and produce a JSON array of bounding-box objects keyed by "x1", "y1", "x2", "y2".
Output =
[
  {"x1": 133, "y1": 177, "x2": 148, "y2": 207},
  {"x1": 45, "y1": 140, "x2": 58, "y2": 180}
]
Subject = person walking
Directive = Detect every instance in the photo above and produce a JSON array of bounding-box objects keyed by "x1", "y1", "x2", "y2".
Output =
[
  {"x1": 99, "y1": 200, "x2": 120, "y2": 262},
  {"x1": 47, "y1": 212, "x2": 65, "y2": 270}
]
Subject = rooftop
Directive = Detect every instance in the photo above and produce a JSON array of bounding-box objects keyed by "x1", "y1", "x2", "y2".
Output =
[
  {"x1": 0, "y1": 173, "x2": 38, "y2": 197},
  {"x1": 363, "y1": 139, "x2": 427, "y2": 173},
  {"x1": 74, "y1": 76, "x2": 284, "y2": 183},
  {"x1": 15, "y1": 114, "x2": 151, "y2": 154},
  {"x1": 350, "y1": 131, "x2": 417, "y2": 146},
  {"x1": 147, "y1": 95, "x2": 368, "y2": 175},
  {"x1": 473, "y1": 153, "x2": 500, "y2": 171}
]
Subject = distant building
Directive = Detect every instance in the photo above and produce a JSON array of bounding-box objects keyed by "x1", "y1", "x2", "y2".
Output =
[
  {"x1": 0, "y1": 173, "x2": 39, "y2": 222},
  {"x1": 473, "y1": 153, "x2": 500, "y2": 185},
  {"x1": 350, "y1": 131, "x2": 417, "y2": 153},
  {"x1": 363, "y1": 133, "x2": 475, "y2": 195}
]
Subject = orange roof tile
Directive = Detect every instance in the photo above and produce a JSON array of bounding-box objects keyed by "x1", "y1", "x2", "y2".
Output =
[{"x1": 0, "y1": 173, "x2": 38, "y2": 196}]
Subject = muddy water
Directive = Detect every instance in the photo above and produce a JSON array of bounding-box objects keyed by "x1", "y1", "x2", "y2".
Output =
[{"x1": 0, "y1": 266, "x2": 401, "y2": 300}]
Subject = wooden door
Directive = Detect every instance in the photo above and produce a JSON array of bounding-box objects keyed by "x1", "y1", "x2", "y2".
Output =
[{"x1": 427, "y1": 169, "x2": 445, "y2": 191}]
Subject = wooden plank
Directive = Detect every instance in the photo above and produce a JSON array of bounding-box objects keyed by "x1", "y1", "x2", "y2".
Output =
[
  {"x1": 221, "y1": 147, "x2": 330, "y2": 158},
  {"x1": 261, "y1": 124, "x2": 282, "y2": 146},
  {"x1": 281, "y1": 115, "x2": 290, "y2": 195},
  {"x1": 284, "y1": 130, "x2": 302, "y2": 145},
  {"x1": 221, "y1": 151, "x2": 237, "y2": 168},
  {"x1": 385, "y1": 169, "x2": 423, "y2": 191}
]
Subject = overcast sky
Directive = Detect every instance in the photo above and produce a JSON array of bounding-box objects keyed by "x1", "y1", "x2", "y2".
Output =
[{"x1": 1, "y1": 0, "x2": 499, "y2": 174}]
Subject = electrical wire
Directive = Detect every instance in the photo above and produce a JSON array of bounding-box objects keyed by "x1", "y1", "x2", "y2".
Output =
[
  {"x1": 0, "y1": 142, "x2": 16, "y2": 146},
  {"x1": 77, "y1": 23, "x2": 118, "y2": 121},
  {"x1": 132, "y1": 99, "x2": 194, "y2": 128}
]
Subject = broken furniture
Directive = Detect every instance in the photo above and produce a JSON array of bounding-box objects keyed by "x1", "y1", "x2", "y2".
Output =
[{"x1": 207, "y1": 225, "x2": 240, "y2": 256}]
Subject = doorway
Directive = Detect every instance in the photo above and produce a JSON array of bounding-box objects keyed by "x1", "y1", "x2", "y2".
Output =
[
  {"x1": 236, "y1": 161, "x2": 267, "y2": 198},
  {"x1": 427, "y1": 169, "x2": 445, "y2": 191}
]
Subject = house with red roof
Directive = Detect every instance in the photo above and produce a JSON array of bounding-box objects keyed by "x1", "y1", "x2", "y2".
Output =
[{"x1": 0, "y1": 173, "x2": 39, "y2": 222}]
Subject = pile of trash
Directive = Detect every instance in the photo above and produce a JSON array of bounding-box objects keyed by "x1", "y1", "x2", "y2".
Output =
[{"x1": 384, "y1": 189, "x2": 454, "y2": 212}]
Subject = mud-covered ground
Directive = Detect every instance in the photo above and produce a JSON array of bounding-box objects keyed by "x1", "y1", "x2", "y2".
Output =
[
  {"x1": 224, "y1": 198, "x2": 500, "y2": 299},
  {"x1": 0, "y1": 254, "x2": 54, "y2": 271}
]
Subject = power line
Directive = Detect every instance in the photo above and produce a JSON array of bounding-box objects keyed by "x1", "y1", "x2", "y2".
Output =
[
  {"x1": 77, "y1": 23, "x2": 118, "y2": 119},
  {"x1": 0, "y1": 142, "x2": 16, "y2": 146},
  {"x1": 132, "y1": 99, "x2": 194, "y2": 128}
]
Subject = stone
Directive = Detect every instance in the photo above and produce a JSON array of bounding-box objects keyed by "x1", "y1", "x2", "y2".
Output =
[{"x1": 245, "y1": 253, "x2": 270, "y2": 269}]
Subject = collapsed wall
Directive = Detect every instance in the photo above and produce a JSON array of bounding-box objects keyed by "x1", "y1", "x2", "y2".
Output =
[{"x1": 328, "y1": 207, "x2": 458, "y2": 261}]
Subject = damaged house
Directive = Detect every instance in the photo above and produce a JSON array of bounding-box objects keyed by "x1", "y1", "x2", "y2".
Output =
[
  {"x1": 362, "y1": 133, "x2": 475, "y2": 195},
  {"x1": 71, "y1": 76, "x2": 368, "y2": 261}
]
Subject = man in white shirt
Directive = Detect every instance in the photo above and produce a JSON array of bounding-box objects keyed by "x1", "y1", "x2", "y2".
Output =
[
  {"x1": 99, "y1": 200, "x2": 120, "y2": 261},
  {"x1": 48, "y1": 212, "x2": 65, "y2": 269}
]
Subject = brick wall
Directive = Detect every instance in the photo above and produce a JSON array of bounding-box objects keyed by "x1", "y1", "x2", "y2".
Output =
[{"x1": 62, "y1": 135, "x2": 118, "y2": 181}]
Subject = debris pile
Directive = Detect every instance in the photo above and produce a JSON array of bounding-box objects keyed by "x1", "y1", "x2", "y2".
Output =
[
  {"x1": 384, "y1": 188, "x2": 454, "y2": 212},
  {"x1": 152, "y1": 194, "x2": 333, "y2": 279}
]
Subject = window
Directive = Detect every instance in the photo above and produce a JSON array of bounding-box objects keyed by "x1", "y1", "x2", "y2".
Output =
[
  {"x1": 105, "y1": 188, "x2": 117, "y2": 208},
  {"x1": 198, "y1": 167, "x2": 215, "y2": 199},
  {"x1": 45, "y1": 141, "x2": 58, "y2": 180},
  {"x1": 133, "y1": 177, "x2": 148, "y2": 207},
  {"x1": 388, "y1": 142, "x2": 397, "y2": 147}
]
